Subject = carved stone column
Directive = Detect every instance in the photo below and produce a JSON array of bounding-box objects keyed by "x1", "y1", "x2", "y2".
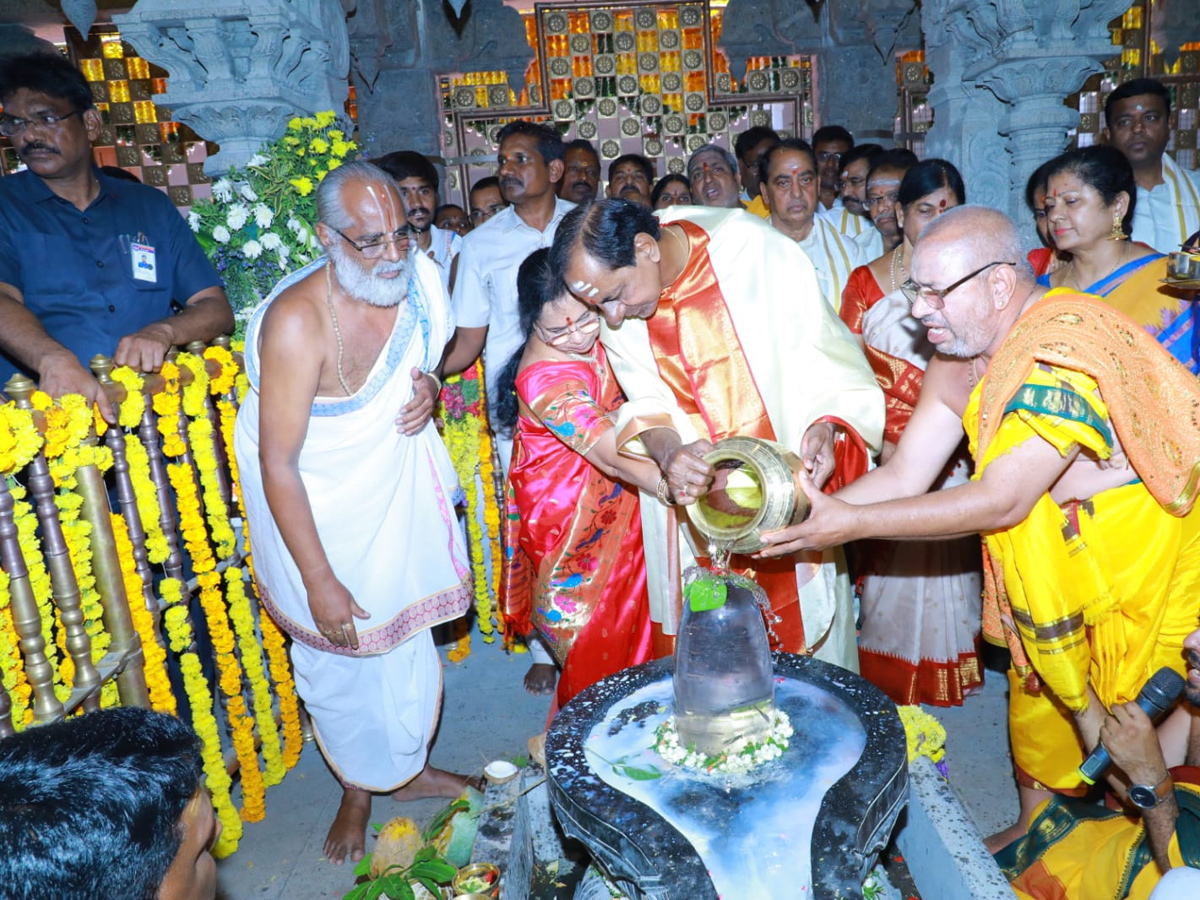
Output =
[
  {"x1": 920, "y1": 0, "x2": 1131, "y2": 237},
  {"x1": 348, "y1": 0, "x2": 532, "y2": 159},
  {"x1": 114, "y1": 0, "x2": 350, "y2": 174}
]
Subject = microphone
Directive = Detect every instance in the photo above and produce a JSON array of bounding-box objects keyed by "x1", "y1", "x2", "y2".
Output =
[{"x1": 1078, "y1": 667, "x2": 1185, "y2": 785}]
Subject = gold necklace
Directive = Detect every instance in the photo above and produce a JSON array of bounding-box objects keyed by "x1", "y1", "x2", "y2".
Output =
[
  {"x1": 325, "y1": 261, "x2": 353, "y2": 396},
  {"x1": 890, "y1": 244, "x2": 907, "y2": 292},
  {"x1": 1066, "y1": 243, "x2": 1127, "y2": 292}
]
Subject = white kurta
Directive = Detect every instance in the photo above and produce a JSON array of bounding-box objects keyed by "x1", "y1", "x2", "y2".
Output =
[
  {"x1": 603, "y1": 206, "x2": 885, "y2": 670},
  {"x1": 234, "y1": 253, "x2": 472, "y2": 791},
  {"x1": 1131, "y1": 154, "x2": 1200, "y2": 253},
  {"x1": 819, "y1": 205, "x2": 884, "y2": 261},
  {"x1": 794, "y1": 216, "x2": 867, "y2": 313}
]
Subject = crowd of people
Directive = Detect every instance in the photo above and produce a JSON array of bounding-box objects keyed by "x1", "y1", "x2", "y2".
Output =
[{"x1": 4, "y1": 44, "x2": 1200, "y2": 898}]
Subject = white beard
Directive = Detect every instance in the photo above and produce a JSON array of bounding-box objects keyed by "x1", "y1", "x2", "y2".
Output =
[{"x1": 327, "y1": 240, "x2": 411, "y2": 308}]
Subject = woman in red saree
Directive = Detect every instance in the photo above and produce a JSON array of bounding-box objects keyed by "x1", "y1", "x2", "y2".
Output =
[{"x1": 497, "y1": 249, "x2": 662, "y2": 712}]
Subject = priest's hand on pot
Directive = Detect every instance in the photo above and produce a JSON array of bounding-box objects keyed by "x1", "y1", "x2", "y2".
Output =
[
  {"x1": 663, "y1": 439, "x2": 715, "y2": 505},
  {"x1": 755, "y1": 470, "x2": 856, "y2": 557},
  {"x1": 800, "y1": 421, "x2": 838, "y2": 490}
]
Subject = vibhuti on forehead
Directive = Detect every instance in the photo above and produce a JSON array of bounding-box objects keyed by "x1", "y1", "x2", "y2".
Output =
[{"x1": 571, "y1": 279, "x2": 600, "y2": 298}]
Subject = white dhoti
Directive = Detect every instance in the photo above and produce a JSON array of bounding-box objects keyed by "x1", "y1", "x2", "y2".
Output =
[{"x1": 235, "y1": 255, "x2": 472, "y2": 790}]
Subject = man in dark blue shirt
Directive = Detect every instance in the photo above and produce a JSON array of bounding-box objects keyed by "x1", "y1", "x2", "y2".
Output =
[{"x1": 0, "y1": 53, "x2": 234, "y2": 421}]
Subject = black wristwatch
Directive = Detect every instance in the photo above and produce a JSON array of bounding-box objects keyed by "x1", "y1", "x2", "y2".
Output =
[{"x1": 1129, "y1": 774, "x2": 1174, "y2": 810}]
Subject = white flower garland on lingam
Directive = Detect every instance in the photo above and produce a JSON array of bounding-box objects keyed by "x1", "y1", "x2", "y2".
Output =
[{"x1": 652, "y1": 709, "x2": 793, "y2": 774}]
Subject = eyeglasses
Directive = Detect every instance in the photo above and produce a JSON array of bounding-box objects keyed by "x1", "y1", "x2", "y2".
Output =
[
  {"x1": 0, "y1": 109, "x2": 82, "y2": 137},
  {"x1": 839, "y1": 175, "x2": 866, "y2": 189},
  {"x1": 334, "y1": 227, "x2": 412, "y2": 259},
  {"x1": 536, "y1": 312, "x2": 601, "y2": 347},
  {"x1": 901, "y1": 261, "x2": 1017, "y2": 309},
  {"x1": 817, "y1": 150, "x2": 843, "y2": 165},
  {"x1": 863, "y1": 191, "x2": 900, "y2": 211}
]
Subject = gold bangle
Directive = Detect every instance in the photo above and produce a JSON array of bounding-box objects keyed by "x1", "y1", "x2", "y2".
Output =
[
  {"x1": 656, "y1": 474, "x2": 674, "y2": 506},
  {"x1": 426, "y1": 371, "x2": 442, "y2": 394}
]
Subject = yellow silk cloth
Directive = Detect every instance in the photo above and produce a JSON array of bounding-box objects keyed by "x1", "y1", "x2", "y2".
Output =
[
  {"x1": 964, "y1": 290, "x2": 1200, "y2": 790},
  {"x1": 1000, "y1": 768, "x2": 1200, "y2": 900}
]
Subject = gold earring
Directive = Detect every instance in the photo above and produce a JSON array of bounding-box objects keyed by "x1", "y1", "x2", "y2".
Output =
[{"x1": 1109, "y1": 210, "x2": 1128, "y2": 241}]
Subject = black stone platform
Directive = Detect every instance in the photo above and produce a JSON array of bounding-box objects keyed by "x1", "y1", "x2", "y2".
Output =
[{"x1": 545, "y1": 652, "x2": 908, "y2": 900}]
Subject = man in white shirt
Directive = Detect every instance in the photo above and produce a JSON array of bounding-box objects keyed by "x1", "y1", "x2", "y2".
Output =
[
  {"x1": 376, "y1": 151, "x2": 462, "y2": 293},
  {"x1": 760, "y1": 139, "x2": 865, "y2": 311},
  {"x1": 445, "y1": 120, "x2": 573, "y2": 472},
  {"x1": 1104, "y1": 78, "x2": 1200, "y2": 252},
  {"x1": 820, "y1": 143, "x2": 884, "y2": 260}
]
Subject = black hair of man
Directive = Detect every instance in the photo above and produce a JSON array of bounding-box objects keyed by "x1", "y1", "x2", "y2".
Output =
[
  {"x1": 756, "y1": 137, "x2": 817, "y2": 192},
  {"x1": 496, "y1": 120, "x2": 566, "y2": 165},
  {"x1": 470, "y1": 174, "x2": 502, "y2": 196},
  {"x1": 1104, "y1": 77, "x2": 1171, "y2": 126},
  {"x1": 812, "y1": 125, "x2": 854, "y2": 148},
  {"x1": 564, "y1": 137, "x2": 600, "y2": 163},
  {"x1": 0, "y1": 52, "x2": 95, "y2": 110},
  {"x1": 839, "y1": 143, "x2": 884, "y2": 172},
  {"x1": 1024, "y1": 157, "x2": 1058, "y2": 213},
  {"x1": 548, "y1": 198, "x2": 661, "y2": 279},
  {"x1": 867, "y1": 147, "x2": 920, "y2": 178},
  {"x1": 374, "y1": 150, "x2": 439, "y2": 191},
  {"x1": 734, "y1": 126, "x2": 781, "y2": 162},
  {"x1": 608, "y1": 152, "x2": 655, "y2": 184},
  {"x1": 0, "y1": 706, "x2": 204, "y2": 900}
]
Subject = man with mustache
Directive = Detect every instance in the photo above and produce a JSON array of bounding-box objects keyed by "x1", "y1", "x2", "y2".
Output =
[
  {"x1": 862, "y1": 148, "x2": 918, "y2": 255},
  {"x1": 760, "y1": 139, "x2": 864, "y2": 311},
  {"x1": 686, "y1": 144, "x2": 744, "y2": 210},
  {"x1": 558, "y1": 139, "x2": 601, "y2": 204},
  {"x1": 606, "y1": 154, "x2": 655, "y2": 208},
  {"x1": 996, "y1": 625, "x2": 1200, "y2": 898},
  {"x1": 234, "y1": 161, "x2": 473, "y2": 868},
  {"x1": 376, "y1": 150, "x2": 461, "y2": 293},
  {"x1": 446, "y1": 119, "x2": 571, "y2": 472},
  {"x1": 759, "y1": 205, "x2": 1200, "y2": 857},
  {"x1": 819, "y1": 143, "x2": 884, "y2": 259},
  {"x1": 1105, "y1": 78, "x2": 1200, "y2": 253},
  {"x1": 0, "y1": 52, "x2": 233, "y2": 420}
]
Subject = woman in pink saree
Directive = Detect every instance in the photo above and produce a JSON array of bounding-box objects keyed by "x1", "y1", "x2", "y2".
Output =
[{"x1": 498, "y1": 249, "x2": 663, "y2": 711}]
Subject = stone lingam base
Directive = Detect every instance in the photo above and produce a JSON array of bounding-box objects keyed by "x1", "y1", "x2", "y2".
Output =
[{"x1": 545, "y1": 653, "x2": 908, "y2": 900}]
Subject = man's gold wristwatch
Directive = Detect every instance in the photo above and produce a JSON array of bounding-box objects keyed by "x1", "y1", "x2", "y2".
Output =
[{"x1": 1129, "y1": 774, "x2": 1174, "y2": 810}]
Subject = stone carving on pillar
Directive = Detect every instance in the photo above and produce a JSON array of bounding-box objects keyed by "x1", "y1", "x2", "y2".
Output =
[
  {"x1": 920, "y1": 0, "x2": 1130, "y2": 237},
  {"x1": 347, "y1": 0, "x2": 531, "y2": 159},
  {"x1": 114, "y1": 0, "x2": 350, "y2": 175}
]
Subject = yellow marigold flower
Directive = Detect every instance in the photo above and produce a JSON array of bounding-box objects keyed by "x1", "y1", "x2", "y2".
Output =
[
  {"x1": 290, "y1": 176, "x2": 314, "y2": 196},
  {"x1": 325, "y1": 158, "x2": 341, "y2": 173},
  {"x1": 328, "y1": 129, "x2": 344, "y2": 141},
  {"x1": 30, "y1": 391, "x2": 51, "y2": 411},
  {"x1": 282, "y1": 135, "x2": 300, "y2": 147},
  {"x1": 300, "y1": 116, "x2": 318, "y2": 129},
  {"x1": 309, "y1": 136, "x2": 329, "y2": 154},
  {"x1": 331, "y1": 139, "x2": 351, "y2": 158},
  {"x1": 287, "y1": 117, "x2": 303, "y2": 131},
  {"x1": 315, "y1": 110, "x2": 336, "y2": 128}
]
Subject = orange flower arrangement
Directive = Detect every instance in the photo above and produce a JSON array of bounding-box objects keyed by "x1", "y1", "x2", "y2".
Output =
[
  {"x1": 110, "y1": 513, "x2": 175, "y2": 715},
  {"x1": 258, "y1": 605, "x2": 304, "y2": 769}
]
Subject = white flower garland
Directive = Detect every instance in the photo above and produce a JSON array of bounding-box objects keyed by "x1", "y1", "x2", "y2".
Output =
[{"x1": 652, "y1": 709, "x2": 793, "y2": 773}]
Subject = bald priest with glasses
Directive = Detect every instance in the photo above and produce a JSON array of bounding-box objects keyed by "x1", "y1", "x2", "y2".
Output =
[
  {"x1": 0, "y1": 53, "x2": 233, "y2": 420},
  {"x1": 758, "y1": 205, "x2": 1200, "y2": 854}
]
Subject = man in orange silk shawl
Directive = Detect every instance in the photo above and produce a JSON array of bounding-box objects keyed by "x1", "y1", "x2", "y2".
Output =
[
  {"x1": 548, "y1": 200, "x2": 884, "y2": 670},
  {"x1": 758, "y1": 205, "x2": 1200, "y2": 848}
]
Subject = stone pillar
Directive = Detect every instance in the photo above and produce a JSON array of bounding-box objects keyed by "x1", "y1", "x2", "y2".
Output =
[
  {"x1": 347, "y1": 0, "x2": 532, "y2": 160},
  {"x1": 718, "y1": 0, "x2": 919, "y2": 140},
  {"x1": 920, "y1": 0, "x2": 1132, "y2": 238},
  {"x1": 114, "y1": 0, "x2": 350, "y2": 174}
]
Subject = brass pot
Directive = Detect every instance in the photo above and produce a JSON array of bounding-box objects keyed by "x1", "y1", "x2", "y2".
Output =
[
  {"x1": 684, "y1": 436, "x2": 810, "y2": 555},
  {"x1": 452, "y1": 863, "x2": 500, "y2": 898}
]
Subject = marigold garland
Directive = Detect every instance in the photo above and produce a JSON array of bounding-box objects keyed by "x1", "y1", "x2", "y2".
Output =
[
  {"x1": 177, "y1": 352, "x2": 210, "y2": 419},
  {"x1": 0, "y1": 404, "x2": 41, "y2": 475},
  {"x1": 203, "y1": 345, "x2": 237, "y2": 397},
  {"x1": 225, "y1": 565, "x2": 285, "y2": 800},
  {"x1": 12, "y1": 487, "x2": 63, "y2": 703},
  {"x1": 161, "y1": 576, "x2": 242, "y2": 856},
  {"x1": 153, "y1": 361, "x2": 186, "y2": 458},
  {"x1": 188, "y1": 418, "x2": 236, "y2": 560},
  {"x1": 258, "y1": 605, "x2": 303, "y2": 769},
  {"x1": 169, "y1": 461, "x2": 215, "y2": 575},
  {"x1": 109, "y1": 367, "x2": 147, "y2": 429},
  {"x1": 110, "y1": 514, "x2": 175, "y2": 714},
  {"x1": 123, "y1": 434, "x2": 169, "y2": 564},
  {"x1": 437, "y1": 362, "x2": 503, "y2": 647},
  {"x1": 0, "y1": 565, "x2": 32, "y2": 730}
]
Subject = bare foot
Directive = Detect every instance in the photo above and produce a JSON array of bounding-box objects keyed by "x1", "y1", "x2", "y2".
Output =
[
  {"x1": 524, "y1": 662, "x2": 557, "y2": 696},
  {"x1": 984, "y1": 821, "x2": 1027, "y2": 853},
  {"x1": 324, "y1": 788, "x2": 371, "y2": 865},
  {"x1": 391, "y1": 764, "x2": 482, "y2": 801}
]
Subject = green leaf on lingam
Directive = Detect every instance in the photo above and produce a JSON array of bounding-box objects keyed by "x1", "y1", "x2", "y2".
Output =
[
  {"x1": 614, "y1": 762, "x2": 663, "y2": 780},
  {"x1": 686, "y1": 579, "x2": 727, "y2": 612}
]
